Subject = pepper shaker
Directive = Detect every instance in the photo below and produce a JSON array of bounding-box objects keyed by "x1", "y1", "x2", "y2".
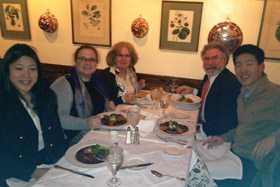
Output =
[
  {"x1": 125, "y1": 127, "x2": 132, "y2": 144},
  {"x1": 133, "y1": 127, "x2": 140, "y2": 144}
]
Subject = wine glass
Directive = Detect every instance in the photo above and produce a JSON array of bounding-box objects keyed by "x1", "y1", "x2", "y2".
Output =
[
  {"x1": 150, "y1": 87, "x2": 162, "y2": 110},
  {"x1": 159, "y1": 94, "x2": 170, "y2": 118},
  {"x1": 127, "y1": 107, "x2": 141, "y2": 130},
  {"x1": 169, "y1": 78, "x2": 178, "y2": 93},
  {"x1": 105, "y1": 143, "x2": 124, "y2": 187}
]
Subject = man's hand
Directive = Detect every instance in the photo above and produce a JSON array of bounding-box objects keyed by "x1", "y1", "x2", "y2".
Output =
[
  {"x1": 176, "y1": 85, "x2": 194, "y2": 94},
  {"x1": 252, "y1": 135, "x2": 276, "y2": 160},
  {"x1": 202, "y1": 136, "x2": 226, "y2": 149}
]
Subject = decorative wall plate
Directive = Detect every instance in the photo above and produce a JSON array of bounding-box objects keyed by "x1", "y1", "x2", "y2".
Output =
[
  {"x1": 131, "y1": 15, "x2": 149, "y2": 38},
  {"x1": 38, "y1": 10, "x2": 58, "y2": 33},
  {"x1": 208, "y1": 19, "x2": 243, "y2": 53}
]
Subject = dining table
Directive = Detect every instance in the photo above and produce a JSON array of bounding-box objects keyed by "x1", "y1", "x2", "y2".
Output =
[{"x1": 33, "y1": 94, "x2": 203, "y2": 187}]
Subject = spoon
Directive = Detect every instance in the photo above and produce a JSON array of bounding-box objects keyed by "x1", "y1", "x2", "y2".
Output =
[{"x1": 151, "y1": 170, "x2": 185, "y2": 181}]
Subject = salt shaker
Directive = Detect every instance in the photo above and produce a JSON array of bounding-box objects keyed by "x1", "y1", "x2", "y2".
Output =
[
  {"x1": 125, "y1": 127, "x2": 132, "y2": 144},
  {"x1": 133, "y1": 127, "x2": 140, "y2": 144}
]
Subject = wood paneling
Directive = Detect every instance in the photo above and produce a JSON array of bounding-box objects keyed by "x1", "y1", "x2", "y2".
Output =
[{"x1": 1, "y1": 61, "x2": 202, "y2": 90}]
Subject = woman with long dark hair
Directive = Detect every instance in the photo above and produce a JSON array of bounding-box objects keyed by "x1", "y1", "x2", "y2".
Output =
[{"x1": 0, "y1": 44, "x2": 66, "y2": 186}]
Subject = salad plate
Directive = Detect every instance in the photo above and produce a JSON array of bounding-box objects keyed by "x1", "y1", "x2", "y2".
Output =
[
  {"x1": 161, "y1": 142, "x2": 186, "y2": 156},
  {"x1": 65, "y1": 140, "x2": 111, "y2": 168}
]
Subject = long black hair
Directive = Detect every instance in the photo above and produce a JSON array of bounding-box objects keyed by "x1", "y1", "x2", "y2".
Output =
[{"x1": 1, "y1": 44, "x2": 55, "y2": 106}]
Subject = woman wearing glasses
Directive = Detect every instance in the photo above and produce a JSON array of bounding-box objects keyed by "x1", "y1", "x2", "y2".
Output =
[
  {"x1": 98, "y1": 41, "x2": 146, "y2": 105},
  {"x1": 50, "y1": 46, "x2": 114, "y2": 145}
]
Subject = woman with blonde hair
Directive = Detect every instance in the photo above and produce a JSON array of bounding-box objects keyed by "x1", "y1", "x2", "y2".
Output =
[{"x1": 98, "y1": 41, "x2": 145, "y2": 105}]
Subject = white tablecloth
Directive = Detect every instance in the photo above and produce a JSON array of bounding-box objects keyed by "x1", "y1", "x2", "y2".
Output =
[
  {"x1": 33, "y1": 131, "x2": 194, "y2": 187},
  {"x1": 33, "y1": 102, "x2": 201, "y2": 187}
]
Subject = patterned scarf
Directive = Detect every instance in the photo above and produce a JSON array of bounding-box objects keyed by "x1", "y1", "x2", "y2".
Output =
[
  {"x1": 112, "y1": 67, "x2": 138, "y2": 97},
  {"x1": 70, "y1": 68, "x2": 108, "y2": 118}
]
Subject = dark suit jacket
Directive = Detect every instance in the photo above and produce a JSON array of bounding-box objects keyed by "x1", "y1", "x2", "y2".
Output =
[
  {"x1": 0, "y1": 90, "x2": 67, "y2": 186},
  {"x1": 198, "y1": 68, "x2": 241, "y2": 136}
]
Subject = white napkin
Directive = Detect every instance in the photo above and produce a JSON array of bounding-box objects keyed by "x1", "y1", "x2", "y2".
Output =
[
  {"x1": 133, "y1": 93, "x2": 153, "y2": 105},
  {"x1": 137, "y1": 111, "x2": 159, "y2": 137},
  {"x1": 193, "y1": 140, "x2": 242, "y2": 180}
]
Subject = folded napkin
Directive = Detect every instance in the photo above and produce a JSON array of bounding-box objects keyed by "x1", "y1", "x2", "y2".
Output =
[
  {"x1": 187, "y1": 150, "x2": 217, "y2": 187},
  {"x1": 137, "y1": 110, "x2": 159, "y2": 137},
  {"x1": 193, "y1": 140, "x2": 242, "y2": 180}
]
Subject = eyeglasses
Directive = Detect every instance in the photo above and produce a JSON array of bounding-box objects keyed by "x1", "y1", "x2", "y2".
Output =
[
  {"x1": 77, "y1": 57, "x2": 98, "y2": 63},
  {"x1": 203, "y1": 55, "x2": 224, "y2": 62},
  {"x1": 116, "y1": 54, "x2": 131, "y2": 58}
]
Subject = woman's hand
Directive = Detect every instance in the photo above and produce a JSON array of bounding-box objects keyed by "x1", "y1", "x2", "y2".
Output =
[
  {"x1": 138, "y1": 79, "x2": 146, "y2": 90},
  {"x1": 176, "y1": 85, "x2": 194, "y2": 94},
  {"x1": 202, "y1": 136, "x2": 226, "y2": 149},
  {"x1": 252, "y1": 135, "x2": 276, "y2": 160},
  {"x1": 107, "y1": 101, "x2": 116, "y2": 111},
  {"x1": 123, "y1": 93, "x2": 135, "y2": 103},
  {"x1": 88, "y1": 116, "x2": 101, "y2": 130}
]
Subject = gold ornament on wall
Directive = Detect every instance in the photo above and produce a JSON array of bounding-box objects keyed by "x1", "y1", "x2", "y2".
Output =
[
  {"x1": 131, "y1": 15, "x2": 149, "y2": 38},
  {"x1": 208, "y1": 18, "x2": 243, "y2": 53},
  {"x1": 38, "y1": 10, "x2": 58, "y2": 33}
]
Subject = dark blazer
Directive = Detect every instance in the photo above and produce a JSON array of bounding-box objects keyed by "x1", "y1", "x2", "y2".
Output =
[
  {"x1": 98, "y1": 67, "x2": 125, "y2": 105},
  {"x1": 0, "y1": 90, "x2": 67, "y2": 186},
  {"x1": 198, "y1": 68, "x2": 241, "y2": 136}
]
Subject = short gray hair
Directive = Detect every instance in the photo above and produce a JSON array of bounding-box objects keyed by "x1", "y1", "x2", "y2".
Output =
[{"x1": 201, "y1": 41, "x2": 230, "y2": 64}]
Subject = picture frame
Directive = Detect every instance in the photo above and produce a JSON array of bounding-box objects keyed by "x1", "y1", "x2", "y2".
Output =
[
  {"x1": 0, "y1": 0, "x2": 31, "y2": 39},
  {"x1": 257, "y1": 0, "x2": 280, "y2": 60},
  {"x1": 159, "y1": 1, "x2": 203, "y2": 52},
  {"x1": 71, "y1": 0, "x2": 111, "y2": 47}
]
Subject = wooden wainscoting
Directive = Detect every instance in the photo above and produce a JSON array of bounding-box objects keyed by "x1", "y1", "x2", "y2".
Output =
[{"x1": 41, "y1": 63, "x2": 202, "y2": 90}]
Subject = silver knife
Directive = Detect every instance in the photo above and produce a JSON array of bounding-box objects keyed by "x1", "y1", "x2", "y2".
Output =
[
  {"x1": 120, "y1": 162, "x2": 154, "y2": 169},
  {"x1": 54, "y1": 165, "x2": 95, "y2": 179},
  {"x1": 97, "y1": 128, "x2": 127, "y2": 132}
]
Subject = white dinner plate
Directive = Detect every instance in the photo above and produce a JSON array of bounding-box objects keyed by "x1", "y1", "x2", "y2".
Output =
[
  {"x1": 169, "y1": 111, "x2": 191, "y2": 119},
  {"x1": 98, "y1": 111, "x2": 128, "y2": 130},
  {"x1": 161, "y1": 142, "x2": 186, "y2": 156},
  {"x1": 171, "y1": 102, "x2": 201, "y2": 111},
  {"x1": 124, "y1": 155, "x2": 149, "y2": 171},
  {"x1": 64, "y1": 140, "x2": 112, "y2": 168},
  {"x1": 171, "y1": 94, "x2": 201, "y2": 107},
  {"x1": 154, "y1": 118, "x2": 196, "y2": 138}
]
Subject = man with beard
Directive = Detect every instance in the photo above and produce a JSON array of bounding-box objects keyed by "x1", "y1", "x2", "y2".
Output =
[{"x1": 177, "y1": 41, "x2": 241, "y2": 137}]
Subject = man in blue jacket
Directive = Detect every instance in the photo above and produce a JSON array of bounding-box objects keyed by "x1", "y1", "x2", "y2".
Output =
[{"x1": 177, "y1": 41, "x2": 241, "y2": 136}]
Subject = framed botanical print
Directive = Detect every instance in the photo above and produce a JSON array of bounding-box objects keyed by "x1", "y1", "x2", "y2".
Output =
[
  {"x1": 71, "y1": 0, "x2": 111, "y2": 46},
  {"x1": 0, "y1": 0, "x2": 31, "y2": 39},
  {"x1": 258, "y1": 0, "x2": 280, "y2": 60},
  {"x1": 159, "y1": 1, "x2": 203, "y2": 52}
]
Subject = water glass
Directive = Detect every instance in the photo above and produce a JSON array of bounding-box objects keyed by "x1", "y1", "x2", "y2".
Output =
[
  {"x1": 105, "y1": 143, "x2": 124, "y2": 186},
  {"x1": 150, "y1": 87, "x2": 162, "y2": 110},
  {"x1": 169, "y1": 78, "x2": 178, "y2": 93},
  {"x1": 159, "y1": 94, "x2": 170, "y2": 118},
  {"x1": 127, "y1": 107, "x2": 141, "y2": 129}
]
